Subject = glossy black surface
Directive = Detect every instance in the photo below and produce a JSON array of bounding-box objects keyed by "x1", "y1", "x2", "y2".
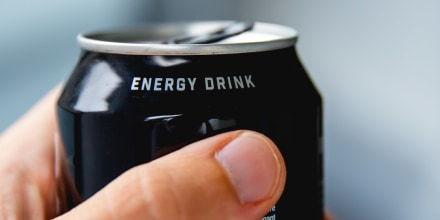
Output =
[{"x1": 57, "y1": 47, "x2": 323, "y2": 219}]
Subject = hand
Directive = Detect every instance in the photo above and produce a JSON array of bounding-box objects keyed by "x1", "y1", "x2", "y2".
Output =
[{"x1": 0, "y1": 85, "x2": 287, "y2": 219}]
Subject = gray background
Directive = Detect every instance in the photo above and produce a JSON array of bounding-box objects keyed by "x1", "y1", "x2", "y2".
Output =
[{"x1": 1, "y1": 1, "x2": 439, "y2": 220}]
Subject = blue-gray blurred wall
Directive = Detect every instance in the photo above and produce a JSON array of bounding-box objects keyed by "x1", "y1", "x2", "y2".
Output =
[
  {"x1": 1, "y1": 1, "x2": 440, "y2": 220},
  {"x1": 0, "y1": 0, "x2": 161, "y2": 130}
]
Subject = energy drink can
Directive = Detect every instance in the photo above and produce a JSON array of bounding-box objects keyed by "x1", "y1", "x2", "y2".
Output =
[{"x1": 57, "y1": 20, "x2": 323, "y2": 219}]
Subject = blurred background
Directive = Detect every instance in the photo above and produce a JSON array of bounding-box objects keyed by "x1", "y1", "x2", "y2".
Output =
[{"x1": 1, "y1": 1, "x2": 439, "y2": 219}]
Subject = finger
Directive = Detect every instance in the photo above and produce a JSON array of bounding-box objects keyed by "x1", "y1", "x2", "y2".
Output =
[
  {"x1": 325, "y1": 212, "x2": 335, "y2": 220},
  {"x1": 0, "y1": 84, "x2": 63, "y2": 219},
  {"x1": 56, "y1": 130, "x2": 286, "y2": 220}
]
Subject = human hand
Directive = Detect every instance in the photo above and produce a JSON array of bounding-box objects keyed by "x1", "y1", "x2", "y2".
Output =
[{"x1": 0, "y1": 85, "x2": 287, "y2": 219}]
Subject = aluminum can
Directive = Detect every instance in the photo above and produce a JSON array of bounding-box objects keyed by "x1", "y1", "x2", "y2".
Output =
[{"x1": 57, "y1": 21, "x2": 323, "y2": 219}]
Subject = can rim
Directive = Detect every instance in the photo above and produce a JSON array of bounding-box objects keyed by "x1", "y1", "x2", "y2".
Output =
[{"x1": 77, "y1": 21, "x2": 298, "y2": 55}]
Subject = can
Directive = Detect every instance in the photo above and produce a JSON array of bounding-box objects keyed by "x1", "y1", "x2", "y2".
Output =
[{"x1": 57, "y1": 20, "x2": 323, "y2": 219}]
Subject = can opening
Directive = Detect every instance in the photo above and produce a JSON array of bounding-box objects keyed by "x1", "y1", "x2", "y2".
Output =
[
  {"x1": 77, "y1": 21, "x2": 298, "y2": 55},
  {"x1": 165, "y1": 21, "x2": 254, "y2": 44}
]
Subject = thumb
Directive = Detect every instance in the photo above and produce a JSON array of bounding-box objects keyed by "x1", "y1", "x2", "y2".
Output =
[{"x1": 55, "y1": 130, "x2": 286, "y2": 220}]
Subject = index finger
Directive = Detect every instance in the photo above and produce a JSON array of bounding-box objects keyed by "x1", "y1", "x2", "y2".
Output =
[{"x1": 0, "y1": 84, "x2": 65, "y2": 218}]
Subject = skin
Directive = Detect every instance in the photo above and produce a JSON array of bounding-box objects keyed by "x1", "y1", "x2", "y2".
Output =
[{"x1": 0, "y1": 85, "x2": 332, "y2": 220}]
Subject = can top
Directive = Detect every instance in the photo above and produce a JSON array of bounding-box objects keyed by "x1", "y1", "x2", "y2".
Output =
[{"x1": 77, "y1": 21, "x2": 298, "y2": 55}]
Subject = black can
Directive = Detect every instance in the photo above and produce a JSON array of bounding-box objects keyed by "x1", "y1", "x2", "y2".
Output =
[{"x1": 57, "y1": 21, "x2": 323, "y2": 219}]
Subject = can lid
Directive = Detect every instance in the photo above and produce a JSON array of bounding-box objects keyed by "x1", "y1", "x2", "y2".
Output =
[{"x1": 77, "y1": 21, "x2": 298, "y2": 55}]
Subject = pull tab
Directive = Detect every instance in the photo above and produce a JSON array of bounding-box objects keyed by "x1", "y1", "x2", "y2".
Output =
[{"x1": 167, "y1": 21, "x2": 254, "y2": 44}]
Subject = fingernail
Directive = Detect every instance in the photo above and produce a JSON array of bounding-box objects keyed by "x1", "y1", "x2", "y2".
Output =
[{"x1": 215, "y1": 131, "x2": 282, "y2": 203}]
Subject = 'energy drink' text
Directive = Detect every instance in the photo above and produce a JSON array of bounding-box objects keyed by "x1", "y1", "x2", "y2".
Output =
[{"x1": 130, "y1": 75, "x2": 256, "y2": 91}]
